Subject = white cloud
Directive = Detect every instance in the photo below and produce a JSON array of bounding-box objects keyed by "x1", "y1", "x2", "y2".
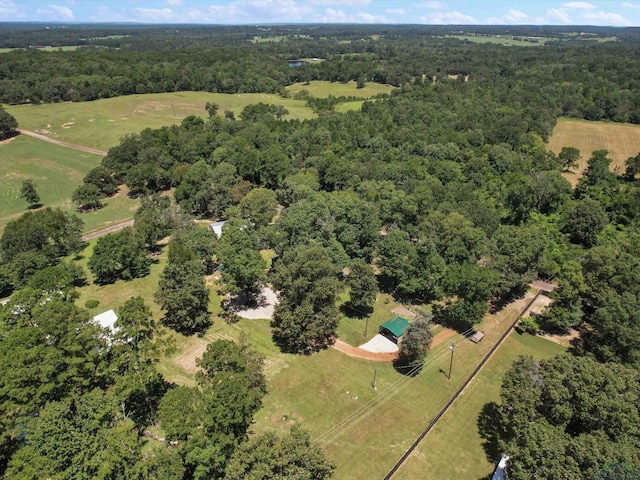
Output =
[
  {"x1": 419, "y1": 10, "x2": 479, "y2": 24},
  {"x1": 166, "y1": 0, "x2": 183, "y2": 6},
  {"x1": 179, "y1": 0, "x2": 312, "y2": 23},
  {"x1": 0, "y1": 0, "x2": 18, "y2": 17},
  {"x1": 386, "y1": 8, "x2": 406, "y2": 15},
  {"x1": 418, "y1": 1, "x2": 444, "y2": 9},
  {"x1": 562, "y1": 1, "x2": 597, "y2": 8},
  {"x1": 486, "y1": 8, "x2": 528, "y2": 23},
  {"x1": 306, "y1": 0, "x2": 370, "y2": 5},
  {"x1": 622, "y1": 2, "x2": 640, "y2": 7},
  {"x1": 134, "y1": 7, "x2": 176, "y2": 21},
  {"x1": 315, "y1": 7, "x2": 391, "y2": 22},
  {"x1": 581, "y1": 10, "x2": 633, "y2": 24},
  {"x1": 35, "y1": 4, "x2": 74, "y2": 20},
  {"x1": 546, "y1": 7, "x2": 573, "y2": 23}
]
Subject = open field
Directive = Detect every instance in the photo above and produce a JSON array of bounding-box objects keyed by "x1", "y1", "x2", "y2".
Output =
[
  {"x1": 443, "y1": 35, "x2": 551, "y2": 46},
  {"x1": 0, "y1": 134, "x2": 140, "y2": 234},
  {"x1": 548, "y1": 117, "x2": 640, "y2": 186},
  {"x1": 253, "y1": 290, "x2": 540, "y2": 479},
  {"x1": 286, "y1": 80, "x2": 394, "y2": 98},
  {"x1": 5, "y1": 91, "x2": 315, "y2": 151},
  {"x1": 0, "y1": 46, "x2": 80, "y2": 53},
  {"x1": 395, "y1": 331, "x2": 567, "y2": 480}
]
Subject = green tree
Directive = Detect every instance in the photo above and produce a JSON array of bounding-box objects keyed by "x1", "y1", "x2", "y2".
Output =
[
  {"x1": 83, "y1": 166, "x2": 119, "y2": 196},
  {"x1": 558, "y1": 146, "x2": 580, "y2": 171},
  {"x1": 563, "y1": 197, "x2": 609, "y2": 248},
  {"x1": 346, "y1": 258, "x2": 378, "y2": 315},
  {"x1": 134, "y1": 194, "x2": 174, "y2": 250},
  {"x1": 239, "y1": 187, "x2": 278, "y2": 228},
  {"x1": 20, "y1": 179, "x2": 40, "y2": 208},
  {"x1": 0, "y1": 109, "x2": 17, "y2": 140},
  {"x1": 224, "y1": 425, "x2": 335, "y2": 480},
  {"x1": 624, "y1": 152, "x2": 640, "y2": 180},
  {"x1": 205, "y1": 101, "x2": 219, "y2": 118},
  {"x1": 540, "y1": 260, "x2": 585, "y2": 331},
  {"x1": 88, "y1": 228, "x2": 150, "y2": 284},
  {"x1": 271, "y1": 244, "x2": 341, "y2": 353},
  {"x1": 72, "y1": 183, "x2": 103, "y2": 211},
  {"x1": 398, "y1": 314, "x2": 434, "y2": 364},
  {"x1": 482, "y1": 355, "x2": 640, "y2": 480},
  {"x1": 156, "y1": 259, "x2": 210, "y2": 334},
  {"x1": 216, "y1": 219, "x2": 265, "y2": 295}
]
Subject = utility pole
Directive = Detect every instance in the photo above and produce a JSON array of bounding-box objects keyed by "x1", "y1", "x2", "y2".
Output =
[
  {"x1": 364, "y1": 315, "x2": 369, "y2": 338},
  {"x1": 372, "y1": 368, "x2": 377, "y2": 390},
  {"x1": 448, "y1": 342, "x2": 455, "y2": 380}
]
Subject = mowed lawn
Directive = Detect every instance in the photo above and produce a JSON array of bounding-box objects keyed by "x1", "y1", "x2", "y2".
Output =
[
  {"x1": 0, "y1": 134, "x2": 139, "y2": 235},
  {"x1": 252, "y1": 290, "x2": 540, "y2": 480},
  {"x1": 6, "y1": 91, "x2": 315, "y2": 151},
  {"x1": 0, "y1": 134, "x2": 97, "y2": 231},
  {"x1": 548, "y1": 117, "x2": 640, "y2": 186},
  {"x1": 395, "y1": 332, "x2": 566, "y2": 480}
]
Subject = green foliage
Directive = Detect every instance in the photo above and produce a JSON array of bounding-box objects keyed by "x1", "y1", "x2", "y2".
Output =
[
  {"x1": 72, "y1": 183, "x2": 103, "y2": 211},
  {"x1": 540, "y1": 260, "x2": 585, "y2": 331},
  {"x1": 19, "y1": 179, "x2": 40, "y2": 208},
  {"x1": 83, "y1": 166, "x2": 119, "y2": 196},
  {"x1": 0, "y1": 207, "x2": 83, "y2": 261},
  {"x1": 398, "y1": 315, "x2": 434, "y2": 364},
  {"x1": 224, "y1": 425, "x2": 335, "y2": 480},
  {"x1": 346, "y1": 258, "x2": 378, "y2": 314},
  {"x1": 85, "y1": 299, "x2": 100, "y2": 309},
  {"x1": 88, "y1": 227, "x2": 150, "y2": 284},
  {"x1": 216, "y1": 219, "x2": 265, "y2": 295},
  {"x1": 238, "y1": 187, "x2": 278, "y2": 228},
  {"x1": 484, "y1": 355, "x2": 640, "y2": 480},
  {"x1": 271, "y1": 244, "x2": 341, "y2": 353},
  {"x1": 515, "y1": 316, "x2": 541, "y2": 334},
  {"x1": 558, "y1": 146, "x2": 580, "y2": 171},
  {"x1": 563, "y1": 197, "x2": 609, "y2": 248},
  {"x1": 0, "y1": 109, "x2": 17, "y2": 140},
  {"x1": 155, "y1": 259, "x2": 210, "y2": 334},
  {"x1": 134, "y1": 194, "x2": 174, "y2": 250}
]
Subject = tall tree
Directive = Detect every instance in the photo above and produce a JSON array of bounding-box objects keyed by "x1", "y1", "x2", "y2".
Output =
[
  {"x1": 0, "y1": 109, "x2": 17, "y2": 140},
  {"x1": 398, "y1": 313, "x2": 434, "y2": 365},
  {"x1": 271, "y1": 244, "x2": 341, "y2": 353},
  {"x1": 19, "y1": 179, "x2": 40, "y2": 209},
  {"x1": 345, "y1": 258, "x2": 378, "y2": 315},
  {"x1": 88, "y1": 228, "x2": 150, "y2": 284},
  {"x1": 558, "y1": 146, "x2": 580, "y2": 171}
]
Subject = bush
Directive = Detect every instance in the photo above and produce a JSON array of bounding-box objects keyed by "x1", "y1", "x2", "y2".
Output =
[
  {"x1": 85, "y1": 300, "x2": 100, "y2": 309},
  {"x1": 516, "y1": 316, "x2": 540, "y2": 334}
]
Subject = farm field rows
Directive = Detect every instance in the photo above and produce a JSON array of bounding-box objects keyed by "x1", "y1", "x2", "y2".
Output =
[{"x1": 548, "y1": 117, "x2": 640, "y2": 185}]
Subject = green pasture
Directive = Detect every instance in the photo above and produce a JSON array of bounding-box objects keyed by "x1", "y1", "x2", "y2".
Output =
[
  {"x1": 444, "y1": 35, "x2": 550, "y2": 46},
  {"x1": 5, "y1": 91, "x2": 315, "y2": 151},
  {"x1": 0, "y1": 134, "x2": 139, "y2": 235},
  {"x1": 335, "y1": 100, "x2": 366, "y2": 113},
  {"x1": 286, "y1": 80, "x2": 394, "y2": 99},
  {"x1": 0, "y1": 135, "x2": 97, "y2": 231},
  {"x1": 0, "y1": 46, "x2": 80, "y2": 53},
  {"x1": 396, "y1": 332, "x2": 567, "y2": 480}
]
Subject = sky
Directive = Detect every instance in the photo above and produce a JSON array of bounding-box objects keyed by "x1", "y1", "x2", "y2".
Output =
[{"x1": 1, "y1": 0, "x2": 639, "y2": 26}]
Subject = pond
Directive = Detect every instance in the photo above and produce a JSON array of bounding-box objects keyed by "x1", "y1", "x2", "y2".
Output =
[{"x1": 287, "y1": 61, "x2": 308, "y2": 67}]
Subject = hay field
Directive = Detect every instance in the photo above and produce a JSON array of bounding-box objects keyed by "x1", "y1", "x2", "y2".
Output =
[
  {"x1": 548, "y1": 117, "x2": 640, "y2": 186},
  {"x1": 5, "y1": 91, "x2": 314, "y2": 151}
]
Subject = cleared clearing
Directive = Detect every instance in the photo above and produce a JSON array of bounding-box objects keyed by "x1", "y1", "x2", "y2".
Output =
[
  {"x1": 286, "y1": 80, "x2": 394, "y2": 98},
  {"x1": 548, "y1": 117, "x2": 640, "y2": 186},
  {"x1": 6, "y1": 91, "x2": 315, "y2": 151}
]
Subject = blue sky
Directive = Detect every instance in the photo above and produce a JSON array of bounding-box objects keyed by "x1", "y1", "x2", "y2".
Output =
[{"x1": 1, "y1": 1, "x2": 639, "y2": 25}]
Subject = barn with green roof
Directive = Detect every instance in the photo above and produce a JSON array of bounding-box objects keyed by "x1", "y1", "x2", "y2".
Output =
[{"x1": 379, "y1": 316, "x2": 411, "y2": 343}]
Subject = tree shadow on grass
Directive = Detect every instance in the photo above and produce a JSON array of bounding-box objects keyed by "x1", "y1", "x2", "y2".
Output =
[
  {"x1": 392, "y1": 355, "x2": 422, "y2": 377},
  {"x1": 477, "y1": 401, "x2": 503, "y2": 465}
]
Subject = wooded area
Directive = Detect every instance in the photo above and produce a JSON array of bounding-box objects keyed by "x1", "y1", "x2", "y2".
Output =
[{"x1": 1, "y1": 23, "x2": 640, "y2": 479}]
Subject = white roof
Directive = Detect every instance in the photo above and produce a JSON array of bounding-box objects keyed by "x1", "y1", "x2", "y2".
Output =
[
  {"x1": 92, "y1": 309, "x2": 118, "y2": 334},
  {"x1": 209, "y1": 221, "x2": 226, "y2": 238}
]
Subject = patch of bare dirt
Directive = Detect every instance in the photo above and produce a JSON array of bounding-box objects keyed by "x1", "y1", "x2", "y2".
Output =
[
  {"x1": 539, "y1": 328, "x2": 580, "y2": 348},
  {"x1": 271, "y1": 412, "x2": 303, "y2": 426},
  {"x1": 0, "y1": 136, "x2": 17, "y2": 146}
]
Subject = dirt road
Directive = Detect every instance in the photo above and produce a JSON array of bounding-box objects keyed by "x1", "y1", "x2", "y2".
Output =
[
  {"x1": 332, "y1": 326, "x2": 458, "y2": 362},
  {"x1": 17, "y1": 129, "x2": 108, "y2": 156},
  {"x1": 81, "y1": 220, "x2": 134, "y2": 241}
]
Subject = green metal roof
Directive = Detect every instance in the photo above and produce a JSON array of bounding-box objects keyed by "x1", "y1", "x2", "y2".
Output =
[{"x1": 380, "y1": 317, "x2": 411, "y2": 337}]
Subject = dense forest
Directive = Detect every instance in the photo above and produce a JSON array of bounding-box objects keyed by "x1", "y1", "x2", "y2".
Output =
[{"x1": 1, "y1": 24, "x2": 640, "y2": 479}]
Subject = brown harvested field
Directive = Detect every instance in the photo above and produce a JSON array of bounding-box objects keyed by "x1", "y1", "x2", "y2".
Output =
[{"x1": 548, "y1": 117, "x2": 640, "y2": 186}]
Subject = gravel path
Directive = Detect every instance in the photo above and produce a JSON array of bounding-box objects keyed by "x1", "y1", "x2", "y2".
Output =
[
  {"x1": 17, "y1": 129, "x2": 108, "y2": 156},
  {"x1": 81, "y1": 220, "x2": 135, "y2": 241}
]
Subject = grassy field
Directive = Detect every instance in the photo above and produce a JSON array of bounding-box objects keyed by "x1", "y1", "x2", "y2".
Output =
[
  {"x1": 395, "y1": 332, "x2": 567, "y2": 480},
  {"x1": 443, "y1": 35, "x2": 550, "y2": 46},
  {"x1": 251, "y1": 290, "x2": 541, "y2": 479},
  {"x1": 0, "y1": 46, "x2": 80, "y2": 53},
  {"x1": 0, "y1": 134, "x2": 139, "y2": 234},
  {"x1": 5, "y1": 91, "x2": 315, "y2": 151},
  {"x1": 286, "y1": 80, "x2": 394, "y2": 98},
  {"x1": 548, "y1": 117, "x2": 640, "y2": 186}
]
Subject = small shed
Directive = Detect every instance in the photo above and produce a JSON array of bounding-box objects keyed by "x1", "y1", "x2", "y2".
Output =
[
  {"x1": 209, "y1": 221, "x2": 226, "y2": 239},
  {"x1": 379, "y1": 316, "x2": 411, "y2": 343},
  {"x1": 469, "y1": 331, "x2": 485, "y2": 343}
]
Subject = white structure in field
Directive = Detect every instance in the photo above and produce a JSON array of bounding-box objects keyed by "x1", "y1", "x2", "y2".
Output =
[
  {"x1": 92, "y1": 309, "x2": 119, "y2": 335},
  {"x1": 209, "y1": 221, "x2": 226, "y2": 239}
]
